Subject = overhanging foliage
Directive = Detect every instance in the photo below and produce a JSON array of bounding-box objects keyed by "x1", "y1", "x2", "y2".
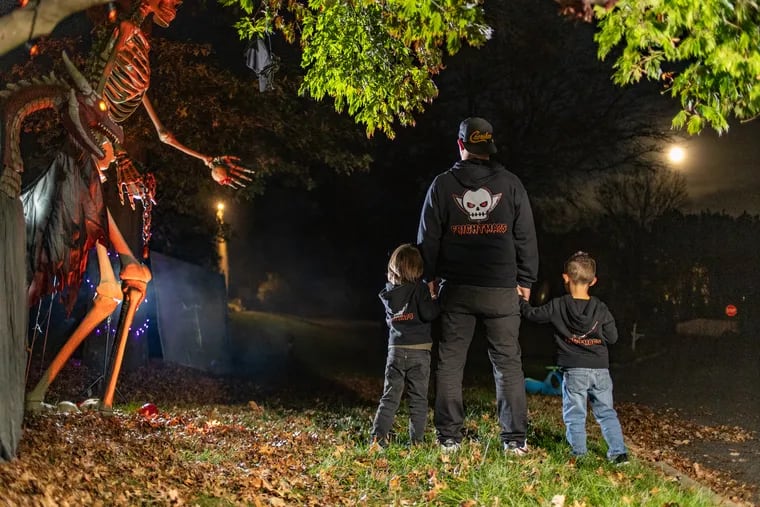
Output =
[
  {"x1": 219, "y1": 0, "x2": 490, "y2": 138},
  {"x1": 592, "y1": 0, "x2": 760, "y2": 135}
]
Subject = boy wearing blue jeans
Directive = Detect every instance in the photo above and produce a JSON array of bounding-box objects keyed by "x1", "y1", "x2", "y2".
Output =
[{"x1": 519, "y1": 251, "x2": 628, "y2": 463}]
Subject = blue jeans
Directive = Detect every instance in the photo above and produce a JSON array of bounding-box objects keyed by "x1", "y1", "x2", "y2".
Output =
[
  {"x1": 562, "y1": 368, "x2": 627, "y2": 458},
  {"x1": 434, "y1": 285, "x2": 527, "y2": 445},
  {"x1": 372, "y1": 348, "x2": 431, "y2": 444}
]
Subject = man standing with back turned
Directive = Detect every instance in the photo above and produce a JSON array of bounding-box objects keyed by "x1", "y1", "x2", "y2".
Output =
[{"x1": 417, "y1": 117, "x2": 538, "y2": 454}]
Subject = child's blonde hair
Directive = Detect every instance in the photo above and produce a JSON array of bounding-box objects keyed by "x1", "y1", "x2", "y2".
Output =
[
  {"x1": 564, "y1": 251, "x2": 596, "y2": 285},
  {"x1": 387, "y1": 244, "x2": 423, "y2": 285}
]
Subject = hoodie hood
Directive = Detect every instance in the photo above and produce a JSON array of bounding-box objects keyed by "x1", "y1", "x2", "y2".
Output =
[
  {"x1": 562, "y1": 295, "x2": 602, "y2": 335},
  {"x1": 379, "y1": 282, "x2": 415, "y2": 315},
  {"x1": 520, "y1": 294, "x2": 617, "y2": 369},
  {"x1": 450, "y1": 159, "x2": 504, "y2": 189}
]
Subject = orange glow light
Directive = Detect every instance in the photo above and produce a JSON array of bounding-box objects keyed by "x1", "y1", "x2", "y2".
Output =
[
  {"x1": 107, "y1": 3, "x2": 118, "y2": 23},
  {"x1": 98, "y1": 100, "x2": 108, "y2": 112},
  {"x1": 27, "y1": 43, "x2": 39, "y2": 57},
  {"x1": 725, "y1": 304, "x2": 738, "y2": 318},
  {"x1": 19, "y1": 0, "x2": 29, "y2": 7}
]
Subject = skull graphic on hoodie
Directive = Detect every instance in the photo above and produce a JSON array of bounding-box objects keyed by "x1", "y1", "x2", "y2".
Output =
[{"x1": 454, "y1": 188, "x2": 502, "y2": 221}]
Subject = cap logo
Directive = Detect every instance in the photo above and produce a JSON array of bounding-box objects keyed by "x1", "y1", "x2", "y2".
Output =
[{"x1": 468, "y1": 130, "x2": 492, "y2": 144}]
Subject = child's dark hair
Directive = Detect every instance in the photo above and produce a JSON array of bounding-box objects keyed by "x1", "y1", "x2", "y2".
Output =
[
  {"x1": 564, "y1": 251, "x2": 596, "y2": 284},
  {"x1": 388, "y1": 244, "x2": 423, "y2": 285}
]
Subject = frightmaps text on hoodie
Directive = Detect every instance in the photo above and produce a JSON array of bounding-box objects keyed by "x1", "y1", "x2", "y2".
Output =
[
  {"x1": 379, "y1": 281, "x2": 440, "y2": 348},
  {"x1": 416, "y1": 159, "x2": 538, "y2": 288},
  {"x1": 520, "y1": 295, "x2": 619, "y2": 369}
]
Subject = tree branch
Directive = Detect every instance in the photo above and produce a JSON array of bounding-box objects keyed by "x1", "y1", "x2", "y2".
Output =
[{"x1": 0, "y1": 0, "x2": 111, "y2": 57}]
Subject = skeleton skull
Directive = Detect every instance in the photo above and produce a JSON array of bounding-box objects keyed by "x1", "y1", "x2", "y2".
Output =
[{"x1": 455, "y1": 188, "x2": 502, "y2": 221}]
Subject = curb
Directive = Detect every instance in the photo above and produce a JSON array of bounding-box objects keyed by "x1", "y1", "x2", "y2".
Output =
[{"x1": 628, "y1": 443, "x2": 750, "y2": 507}]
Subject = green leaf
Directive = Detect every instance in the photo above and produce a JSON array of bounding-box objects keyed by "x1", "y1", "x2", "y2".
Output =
[
  {"x1": 221, "y1": 0, "x2": 488, "y2": 137},
  {"x1": 588, "y1": 0, "x2": 760, "y2": 135}
]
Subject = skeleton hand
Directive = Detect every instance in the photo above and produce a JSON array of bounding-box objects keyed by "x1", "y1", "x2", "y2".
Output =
[
  {"x1": 208, "y1": 155, "x2": 254, "y2": 188},
  {"x1": 115, "y1": 151, "x2": 155, "y2": 210}
]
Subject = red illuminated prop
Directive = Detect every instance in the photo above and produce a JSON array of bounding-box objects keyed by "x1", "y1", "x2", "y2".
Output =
[
  {"x1": 20, "y1": 0, "x2": 252, "y2": 414},
  {"x1": 725, "y1": 304, "x2": 738, "y2": 318},
  {"x1": 137, "y1": 402, "x2": 158, "y2": 417}
]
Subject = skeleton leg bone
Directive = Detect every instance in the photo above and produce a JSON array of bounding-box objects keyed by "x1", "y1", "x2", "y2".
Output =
[
  {"x1": 25, "y1": 242, "x2": 122, "y2": 411},
  {"x1": 26, "y1": 210, "x2": 151, "y2": 413},
  {"x1": 100, "y1": 283, "x2": 144, "y2": 412},
  {"x1": 99, "y1": 209, "x2": 151, "y2": 412}
]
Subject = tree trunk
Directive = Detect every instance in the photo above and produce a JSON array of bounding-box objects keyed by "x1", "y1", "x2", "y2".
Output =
[{"x1": 0, "y1": 196, "x2": 27, "y2": 462}]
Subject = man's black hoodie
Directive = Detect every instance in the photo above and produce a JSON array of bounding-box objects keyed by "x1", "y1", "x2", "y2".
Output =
[
  {"x1": 520, "y1": 295, "x2": 618, "y2": 368},
  {"x1": 379, "y1": 281, "x2": 440, "y2": 347},
  {"x1": 417, "y1": 158, "x2": 538, "y2": 288}
]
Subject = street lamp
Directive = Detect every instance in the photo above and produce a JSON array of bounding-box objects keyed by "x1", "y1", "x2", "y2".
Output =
[
  {"x1": 215, "y1": 201, "x2": 229, "y2": 291},
  {"x1": 216, "y1": 201, "x2": 225, "y2": 223}
]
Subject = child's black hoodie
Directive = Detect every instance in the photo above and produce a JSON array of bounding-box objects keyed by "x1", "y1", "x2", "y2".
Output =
[
  {"x1": 379, "y1": 281, "x2": 440, "y2": 347},
  {"x1": 520, "y1": 295, "x2": 618, "y2": 368}
]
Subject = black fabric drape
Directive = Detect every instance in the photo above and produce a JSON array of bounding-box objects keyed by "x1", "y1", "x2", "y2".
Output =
[{"x1": 23, "y1": 151, "x2": 107, "y2": 314}]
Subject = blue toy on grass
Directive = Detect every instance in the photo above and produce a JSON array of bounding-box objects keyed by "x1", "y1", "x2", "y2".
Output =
[{"x1": 524, "y1": 366, "x2": 562, "y2": 396}]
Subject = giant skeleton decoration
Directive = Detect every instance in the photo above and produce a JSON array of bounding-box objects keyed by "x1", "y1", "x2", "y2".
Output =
[
  {"x1": 18, "y1": 0, "x2": 252, "y2": 415},
  {"x1": 0, "y1": 54, "x2": 124, "y2": 460},
  {"x1": 86, "y1": 0, "x2": 252, "y2": 201}
]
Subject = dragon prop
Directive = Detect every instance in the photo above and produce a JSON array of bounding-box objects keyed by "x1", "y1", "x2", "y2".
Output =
[
  {"x1": 0, "y1": 0, "x2": 254, "y2": 459},
  {"x1": 0, "y1": 52, "x2": 124, "y2": 461}
]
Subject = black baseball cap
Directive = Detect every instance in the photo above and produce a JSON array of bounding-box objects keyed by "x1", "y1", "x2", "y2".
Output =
[{"x1": 458, "y1": 117, "x2": 497, "y2": 155}]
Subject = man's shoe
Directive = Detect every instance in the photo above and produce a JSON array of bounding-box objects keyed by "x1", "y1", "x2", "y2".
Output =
[
  {"x1": 439, "y1": 439, "x2": 461, "y2": 453},
  {"x1": 504, "y1": 441, "x2": 529, "y2": 456},
  {"x1": 610, "y1": 453, "x2": 629, "y2": 465}
]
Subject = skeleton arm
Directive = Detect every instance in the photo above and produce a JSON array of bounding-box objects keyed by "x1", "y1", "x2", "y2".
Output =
[{"x1": 141, "y1": 94, "x2": 253, "y2": 188}]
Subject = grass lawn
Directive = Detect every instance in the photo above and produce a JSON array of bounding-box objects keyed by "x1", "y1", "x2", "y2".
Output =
[{"x1": 1, "y1": 310, "x2": 750, "y2": 505}]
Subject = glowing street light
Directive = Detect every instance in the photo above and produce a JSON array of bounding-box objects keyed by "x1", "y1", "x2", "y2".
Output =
[
  {"x1": 216, "y1": 201, "x2": 225, "y2": 222},
  {"x1": 215, "y1": 201, "x2": 229, "y2": 291},
  {"x1": 667, "y1": 145, "x2": 686, "y2": 164}
]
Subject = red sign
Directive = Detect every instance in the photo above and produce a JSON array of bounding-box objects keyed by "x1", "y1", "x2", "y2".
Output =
[{"x1": 725, "y1": 304, "x2": 738, "y2": 318}]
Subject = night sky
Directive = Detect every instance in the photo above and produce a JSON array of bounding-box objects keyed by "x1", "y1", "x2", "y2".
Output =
[{"x1": 678, "y1": 121, "x2": 760, "y2": 215}]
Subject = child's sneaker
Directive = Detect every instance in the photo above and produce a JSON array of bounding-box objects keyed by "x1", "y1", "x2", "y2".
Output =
[
  {"x1": 369, "y1": 435, "x2": 388, "y2": 450},
  {"x1": 609, "y1": 453, "x2": 629, "y2": 465},
  {"x1": 569, "y1": 453, "x2": 587, "y2": 466},
  {"x1": 504, "y1": 441, "x2": 529, "y2": 456},
  {"x1": 439, "y1": 438, "x2": 461, "y2": 453}
]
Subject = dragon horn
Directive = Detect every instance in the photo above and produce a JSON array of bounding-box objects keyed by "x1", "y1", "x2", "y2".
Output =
[{"x1": 61, "y1": 51, "x2": 93, "y2": 95}]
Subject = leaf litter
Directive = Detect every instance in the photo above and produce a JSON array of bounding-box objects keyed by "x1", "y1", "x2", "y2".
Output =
[{"x1": 0, "y1": 359, "x2": 755, "y2": 505}]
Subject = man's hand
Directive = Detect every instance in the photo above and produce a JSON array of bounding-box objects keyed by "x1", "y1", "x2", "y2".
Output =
[{"x1": 516, "y1": 285, "x2": 531, "y2": 301}]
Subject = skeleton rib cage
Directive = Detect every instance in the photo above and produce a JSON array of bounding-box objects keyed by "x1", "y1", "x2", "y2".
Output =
[{"x1": 92, "y1": 26, "x2": 151, "y2": 124}]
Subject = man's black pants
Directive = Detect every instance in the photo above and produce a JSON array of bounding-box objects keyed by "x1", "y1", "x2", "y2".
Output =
[{"x1": 434, "y1": 284, "x2": 528, "y2": 445}]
